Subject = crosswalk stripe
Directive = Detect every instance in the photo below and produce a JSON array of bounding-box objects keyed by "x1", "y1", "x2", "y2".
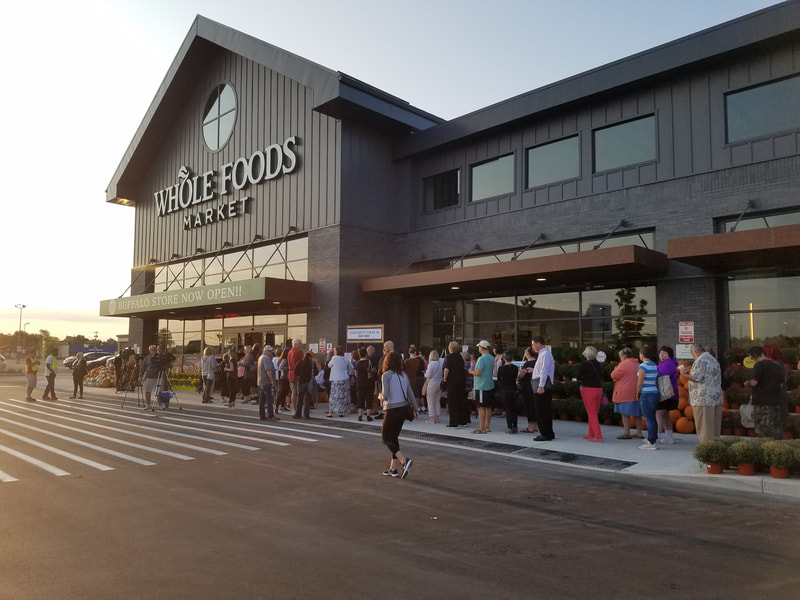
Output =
[
  {"x1": 0, "y1": 429, "x2": 110, "y2": 471},
  {"x1": 0, "y1": 417, "x2": 155, "y2": 466},
  {"x1": 0, "y1": 468, "x2": 19, "y2": 482},
  {"x1": 0, "y1": 406, "x2": 194, "y2": 461},
  {"x1": 13, "y1": 401, "x2": 261, "y2": 451},
  {"x1": 0, "y1": 401, "x2": 226, "y2": 456}
]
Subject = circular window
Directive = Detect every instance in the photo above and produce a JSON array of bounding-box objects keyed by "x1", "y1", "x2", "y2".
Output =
[{"x1": 202, "y1": 83, "x2": 237, "y2": 151}]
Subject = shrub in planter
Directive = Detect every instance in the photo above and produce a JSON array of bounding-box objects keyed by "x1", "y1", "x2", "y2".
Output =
[
  {"x1": 569, "y1": 397, "x2": 588, "y2": 421},
  {"x1": 762, "y1": 440, "x2": 798, "y2": 471},
  {"x1": 729, "y1": 440, "x2": 763, "y2": 470},
  {"x1": 693, "y1": 439, "x2": 730, "y2": 468},
  {"x1": 562, "y1": 381, "x2": 580, "y2": 399}
]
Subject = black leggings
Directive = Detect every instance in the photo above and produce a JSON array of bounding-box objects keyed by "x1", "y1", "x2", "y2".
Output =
[
  {"x1": 381, "y1": 406, "x2": 407, "y2": 458},
  {"x1": 72, "y1": 376, "x2": 84, "y2": 398}
]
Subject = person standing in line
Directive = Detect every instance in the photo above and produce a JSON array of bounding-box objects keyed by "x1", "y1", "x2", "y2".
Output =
[
  {"x1": 293, "y1": 351, "x2": 316, "y2": 419},
  {"x1": 287, "y1": 339, "x2": 304, "y2": 413},
  {"x1": 656, "y1": 346, "x2": 679, "y2": 444},
  {"x1": 379, "y1": 351, "x2": 417, "y2": 479},
  {"x1": 577, "y1": 346, "x2": 604, "y2": 442},
  {"x1": 517, "y1": 347, "x2": 538, "y2": 433},
  {"x1": 200, "y1": 347, "x2": 216, "y2": 404},
  {"x1": 423, "y1": 349, "x2": 443, "y2": 424},
  {"x1": 222, "y1": 351, "x2": 237, "y2": 408},
  {"x1": 258, "y1": 345, "x2": 279, "y2": 421},
  {"x1": 531, "y1": 337, "x2": 556, "y2": 441},
  {"x1": 497, "y1": 350, "x2": 520, "y2": 434},
  {"x1": 679, "y1": 343, "x2": 723, "y2": 443},
  {"x1": 326, "y1": 346, "x2": 351, "y2": 417},
  {"x1": 442, "y1": 342, "x2": 467, "y2": 428},
  {"x1": 43, "y1": 348, "x2": 58, "y2": 400},
  {"x1": 354, "y1": 347, "x2": 374, "y2": 422},
  {"x1": 274, "y1": 346, "x2": 291, "y2": 412},
  {"x1": 237, "y1": 345, "x2": 250, "y2": 402},
  {"x1": 403, "y1": 345, "x2": 424, "y2": 413},
  {"x1": 612, "y1": 347, "x2": 643, "y2": 439},
  {"x1": 636, "y1": 345, "x2": 660, "y2": 450},
  {"x1": 24, "y1": 348, "x2": 39, "y2": 402},
  {"x1": 69, "y1": 352, "x2": 88, "y2": 399},
  {"x1": 245, "y1": 344, "x2": 261, "y2": 403},
  {"x1": 139, "y1": 344, "x2": 161, "y2": 411},
  {"x1": 743, "y1": 346, "x2": 787, "y2": 440},
  {"x1": 469, "y1": 340, "x2": 496, "y2": 434}
]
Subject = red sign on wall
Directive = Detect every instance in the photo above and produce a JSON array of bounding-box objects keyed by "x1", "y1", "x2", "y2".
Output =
[{"x1": 679, "y1": 321, "x2": 694, "y2": 343}]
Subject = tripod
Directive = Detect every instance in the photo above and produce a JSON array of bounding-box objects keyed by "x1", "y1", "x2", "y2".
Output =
[{"x1": 155, "y1": 369, "x2": 182, "y2": 411}]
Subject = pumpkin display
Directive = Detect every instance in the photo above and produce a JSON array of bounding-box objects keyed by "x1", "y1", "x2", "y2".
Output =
[
  {"x1": 683, "y1": 405, "x2": 694, "y2": 420},
  {"x1": 675, "y1": 416, "x2": 695, "y2": 434},
  {"x1": 669, "y1": 409, "x2": 682, "y2": 424}
]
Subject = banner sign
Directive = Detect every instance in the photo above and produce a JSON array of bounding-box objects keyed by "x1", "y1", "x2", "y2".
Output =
[
  {"x1": 346, "y1": 325, "x2": 384, "y2": 343},
  {"x1": 100, "y1": 279, "x2": 265, "y2": 317}
]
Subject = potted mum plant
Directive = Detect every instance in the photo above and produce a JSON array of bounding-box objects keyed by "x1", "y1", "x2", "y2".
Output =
[
  {"x1": 693, "y1": 439, "x2": 730, "y2": 474},
  {"x1": 762, "y1": 440, "x2": 797, "y2": 479},
  {"x1": 729, "y1": 440, "x2": 763, "y2": 476}
]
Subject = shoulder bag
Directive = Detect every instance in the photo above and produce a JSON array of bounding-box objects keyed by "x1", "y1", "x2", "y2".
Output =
[
  {"x1": 396, "y1": 373, "x2": 416, "y2": 421},
  {"x1": 739, "y1": 396, "x2": 755, "y2": 428},
  {"x1": 657, "y1": 373, "x2": 675, "y2": 401}
]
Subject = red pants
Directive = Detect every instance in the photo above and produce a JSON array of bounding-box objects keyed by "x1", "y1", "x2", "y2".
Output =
[{"x1": 580, "y1": 387, "x2": 603, "y2": 440}]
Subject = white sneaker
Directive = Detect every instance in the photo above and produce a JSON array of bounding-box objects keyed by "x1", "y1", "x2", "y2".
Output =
[
  {"x1": 639, "y1": 440, "x2": 657, "y2": 450},
  {"x1": 662, "y1": 432, "x2": 675, "y2": 444}
]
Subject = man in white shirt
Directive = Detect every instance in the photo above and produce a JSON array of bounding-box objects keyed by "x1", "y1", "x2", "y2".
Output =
[
  {"x1": 43, "y1": 349, "x2": 58, "y2": 400},
  {"x1": 530, "y1": 337, "x2": 555, "y2": 441}
]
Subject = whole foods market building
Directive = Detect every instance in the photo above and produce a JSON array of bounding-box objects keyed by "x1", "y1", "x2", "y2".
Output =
[{"x1": 103, "y1": 4, "x2": 800, "y2": 370}]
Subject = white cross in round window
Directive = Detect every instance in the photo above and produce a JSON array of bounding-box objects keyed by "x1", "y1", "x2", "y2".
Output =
[{"x1": 202, "y1": 83, "x2": 237, "y2": 151}]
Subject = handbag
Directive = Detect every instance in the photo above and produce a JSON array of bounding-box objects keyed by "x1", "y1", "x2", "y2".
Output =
[
  {"x1": 396, "y1": 373, "x2": 416, "y2": 422},
  {"x1": 657, "y1": 374, "x2": 675, "y2": 401},
  {"x1": 739, "y1": 400, "x2": 755, "y2": 428}
]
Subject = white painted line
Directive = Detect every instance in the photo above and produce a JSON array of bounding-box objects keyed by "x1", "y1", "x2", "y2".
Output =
[
  {"x1": 0, "y1": 468, "x2": 19, "y2": 482},
  {"x1": 0, "y1": 401, "x2": 226, "y2": 456},
  {"x1": 0, "y1": 431, "x2": 108, "y2": 472},
  {"x1": 174, "y1": 408, "x2": 343, "y2": 439},
  {"x1": 0, "y1": 407, "x2": 194, "y2": 461},
  {"x1": 18, "y1": 402, "x2": 262, "y2": 451},
  {"x1": 0, "y1": 418, "x2": 155, "y2": 466}
]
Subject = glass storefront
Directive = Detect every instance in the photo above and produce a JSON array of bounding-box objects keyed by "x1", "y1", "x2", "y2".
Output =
[
  {"x1": 728, "y1": 274, "x2": 800, "y2": 349},
  {"x1": 418, "y1": 286, "x2": 656, "y2": 354}
]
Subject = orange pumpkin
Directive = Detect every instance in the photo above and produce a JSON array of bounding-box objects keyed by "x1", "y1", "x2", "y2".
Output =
[
  {"x1": 101, "y1": 378, "x2": 113, "y2": 388},
  {"x1": 669, "y1": 409, "x2": 682, "y2": 424},
  {"x1": 675, "y1": 416, "x2": 695, "y2": 434},
  {"x1": 683, "y1": 405, "x2": 694, "y2": 420},
  {"x1": 678, "y1": 396, "x2": 689, "y2": 411}
]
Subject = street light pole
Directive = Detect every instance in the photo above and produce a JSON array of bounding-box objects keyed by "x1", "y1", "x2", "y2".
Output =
[{"x1": 14, "y1": 304, "x2": 26, "y2": 362}]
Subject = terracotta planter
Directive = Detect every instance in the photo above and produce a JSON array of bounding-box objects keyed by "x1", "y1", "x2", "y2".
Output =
[
  {"x1": 574, "y1": 416, "x2": 584, "y2": 423},
  {"x1": 730, "y1": 403, "x2": 740, "y2": 410},
  {"x1": 783, "y1": 431, "x2": 794, "y2": 440},
  {"x1": 734, "y1": 427, "x2": 747, "y2": 436},
  {"x1": 706, "y1": 463, "x2": 724, "y2": 475},
  {"x1": 746, "y1": 428, "x2": 756, "y2": 437},
  {"x1": 737, "y1": 463, "x2": 756, "y2": 476},
  {"x1": 721, "y1": 427, "x2": 733, "y2": 436},
  {"x1": 795, "y1": 405, "x2": 800, "y2": 414},
  {"x1": 770, "y1": 466, "x2": 790, "y2": 479},
  {"x1": 560, "y1": 414, "x2": 569, "y2": 421},
  {"x1": 603, "y1": 418, "x2": 614, "y2": 426}
]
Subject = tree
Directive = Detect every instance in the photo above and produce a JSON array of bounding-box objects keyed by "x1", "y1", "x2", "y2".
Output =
[{"x1": 613, "y1": 287, "x2": 648, "y2": 346}]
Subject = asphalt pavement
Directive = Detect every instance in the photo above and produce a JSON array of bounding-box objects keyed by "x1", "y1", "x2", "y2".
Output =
[{"x1": 6, "y1": 372, "x2": 800, "y2": 500}]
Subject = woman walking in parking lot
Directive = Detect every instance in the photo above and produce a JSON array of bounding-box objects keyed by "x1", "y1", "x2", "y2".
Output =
[
  {"x1": 70, "y1": 352, "x2": 88, "y2": 399},
  {"x1": 380, "y1": 351, "x2": 417, "y2": 479}
]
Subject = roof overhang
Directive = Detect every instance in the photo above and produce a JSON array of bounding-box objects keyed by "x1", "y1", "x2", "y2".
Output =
[
  {"x1": 667, "y1": 224, "x2": 800, "y2": 272},
  {"x1": 99, "y1": 277, "x2": 312, "y2": 320},
  {"x1": 362, "y1": 245, "x2": 668, "y2": 296}
]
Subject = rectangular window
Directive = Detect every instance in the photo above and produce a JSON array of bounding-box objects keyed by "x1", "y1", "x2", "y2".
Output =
[
  {"x1": 723, "y1": 210, "x2": 800, "y2": 233},
  {"x1": 726, "y1": 75, "x2": 800, "y2": 143},
  {"x1": 526, "y1": 136, "x2": 579, "y2": 188},
  {"x1": 470, "y1": 154, "x2": 514, "y2": 202},
  {"x1": 423, "y1": 169, "x2": 460, "y2": 211},
  {"x1": 593, "y1": 115, "x2": 656, "y2": 173}
]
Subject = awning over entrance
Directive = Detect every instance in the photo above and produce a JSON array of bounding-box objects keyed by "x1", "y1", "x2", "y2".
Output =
[
  {"x1": 99, "y1": 277, "x2": 313, "y2": 320},
  {"x1": 667, "y1": 224, "x2": 800, "y2": 272},
  {"x1": 362, "y1": 245, "x2": 668, "y2": 296}
]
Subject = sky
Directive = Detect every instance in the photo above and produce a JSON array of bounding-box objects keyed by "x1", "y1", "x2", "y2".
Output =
[{"x1": 0, "y1": 0, "x2": 786, "y2": 342}]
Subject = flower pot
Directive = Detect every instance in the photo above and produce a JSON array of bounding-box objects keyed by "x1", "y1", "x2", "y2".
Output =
[
  {"x1": 721, "y1": 427, "x2": 733, "y2": 436},
  {"x1": 770, "y1": 466, "x2": 790, "y2": 479},
  {"x1": 734, "y1": 427, "x2": 747, "y2": 436},
  {"x1": 560, "y1": 414, "x2": 569, "y2": 421},
  {"x1": 783, "y1": 431, "x2": 793, "y2": 440},
  {"x1": 746, "y1": 428, "x2": 756, "y2": 437},
  {"x1": 795, "y1": 405, "x2": 800, "y2": 414},
  {"x1": 737, "y1": 463, "x2": 756, "y2": 476},
  {"x1": 603, "y1": 418, "x2": 614, "y2": 426},
  {"x1": 730, "y1": 403, "x2": 740, "y2": 410},
  {"x1": 574, "y1": 416, "x2": 584, "y2": 422},
  {"x1": 706, "y1": 463, "x2": 724, "y2": 474}
]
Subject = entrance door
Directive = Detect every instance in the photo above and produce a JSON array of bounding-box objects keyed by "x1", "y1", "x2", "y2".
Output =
[{"x1": 223, "y1": 327, "x2": 288, "y2": 351}]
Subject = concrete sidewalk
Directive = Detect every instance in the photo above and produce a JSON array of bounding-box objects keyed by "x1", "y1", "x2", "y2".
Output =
[{"x1": 51, "y1": 377, "x2": 800, "y2": 501}]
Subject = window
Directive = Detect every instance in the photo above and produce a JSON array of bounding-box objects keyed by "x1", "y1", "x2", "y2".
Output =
[
  {"x1": 729, "y1": 275, "x2": 800, "y2": 348},
  {"x1": 423, "y1": 169, "x2": 460, "y2": 211},
  {"x1": 470, "y1": 154, "x2": 514, "y2": 202},
  {"x1": 723, "y1": 210, "x2": 800, "y2": 233},
  {"x1": 726, "y1": 75, "x2": 800, "y2": 143},
  {"x1": 526, "y1": 136, "x2": 580, "y2": 188},
  {"x1": 593, "y1": 115, "x2": 656, "y2": 173},
  {"x1": 203, "y1": 83, "x2": 237, "y2": 151}
]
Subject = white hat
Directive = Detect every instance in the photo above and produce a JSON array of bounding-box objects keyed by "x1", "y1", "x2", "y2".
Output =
[{"x1": 477, "y1": 340, "x2": 491, "y2": 349}]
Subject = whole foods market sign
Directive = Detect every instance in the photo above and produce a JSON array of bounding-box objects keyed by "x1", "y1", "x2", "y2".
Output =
[
  {"x1": 154, "y1": 136, "x2": 298, "y2": 230},
  {"x1": 99, "y1": 280, "x2": 265, "y2": 317}
]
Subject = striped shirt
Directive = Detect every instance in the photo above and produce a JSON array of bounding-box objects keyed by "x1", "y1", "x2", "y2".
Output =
[{"x1": 639, "y1": 361, "x2": 658, "y2": 393}]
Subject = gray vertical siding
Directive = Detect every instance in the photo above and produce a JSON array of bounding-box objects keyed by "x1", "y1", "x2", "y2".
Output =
[
  {"x1": 131, "y1": 49, "x2": 341, "y2": 267},
  {"x1": 408, "y1": 40, "x2": 800, "y2": 234}
]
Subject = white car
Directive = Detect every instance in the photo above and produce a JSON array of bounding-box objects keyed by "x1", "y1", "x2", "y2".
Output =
[{"x1": 0, "y1": 354, "x2": 6, "y2": 371}]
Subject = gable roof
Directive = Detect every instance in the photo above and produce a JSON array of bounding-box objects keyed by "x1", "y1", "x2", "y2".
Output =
[
  {"x1": 106, "y1": 15, "x2": 443, "y2": 204},
  {"x1": 392, "y1": 0, "x2": 800, "y2": 159}
]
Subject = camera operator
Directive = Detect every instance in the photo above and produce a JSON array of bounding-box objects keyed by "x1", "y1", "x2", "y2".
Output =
[{"x1": 139, "y1": 345, "x2": 162, "y2": 411}]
